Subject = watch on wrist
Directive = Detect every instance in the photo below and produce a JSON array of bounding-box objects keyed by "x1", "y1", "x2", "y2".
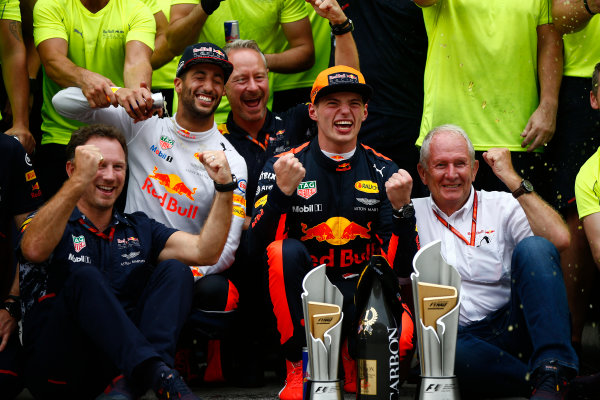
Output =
[
  {"x1": 330, "y1": 18, "x2": 354, "y2": 35},
  {"x1": 214, "y1": 174, "x2": 237, "y2": 192},
  {"x1": 2, "y1": 298, "x2": 21, "y2": 321},
  {"x1": 512, "y1": 179, "x2": 534, "y2": 198},
  {"x1": 393, "y1": 202, "x2": 415, "y2": 219}
]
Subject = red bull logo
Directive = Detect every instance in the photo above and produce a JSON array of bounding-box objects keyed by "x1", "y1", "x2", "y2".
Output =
[
  {"x1": 301, "y1": 217, "x2": 371, "y2": 245},
  {"x1": 148, "y1": 166, "x2": 196, "y2": 201},
  {"x1": 142, "y1": 167, "x2": 199, "y2": 220},
  {"x1": 301, "y1": 222, "x2": 335, "y2": 242},
  {"x1": 310, "y1": 243, "x2": 375, "y2": 268}
]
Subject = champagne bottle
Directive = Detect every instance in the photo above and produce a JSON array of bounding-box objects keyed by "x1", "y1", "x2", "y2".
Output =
[{"x1": 355, "y1": 256, "x2": 403, "y2": 400}]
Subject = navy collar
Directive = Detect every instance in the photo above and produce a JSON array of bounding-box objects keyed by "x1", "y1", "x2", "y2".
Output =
[{"x1": 69, "y1": 207, "x2": 131, "y2": 227}]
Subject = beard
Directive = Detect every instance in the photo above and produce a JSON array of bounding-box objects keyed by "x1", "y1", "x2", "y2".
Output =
[{"x1": 179, "y1": 87, "x2": 221, "y2": 120}]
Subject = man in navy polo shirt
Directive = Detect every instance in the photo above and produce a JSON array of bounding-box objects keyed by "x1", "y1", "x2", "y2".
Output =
[
  {"x1": 0, "y1": 133, "x2": 44, "y2": 399},
  {"x1": 18, "y1": 124, "x2": 236, "y2": 400}
]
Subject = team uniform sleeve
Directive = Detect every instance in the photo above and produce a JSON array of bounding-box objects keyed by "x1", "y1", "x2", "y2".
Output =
[
  {"x1": 247, "y1": 156, "x2": 293, "y2": 254},
  {"x1": 0, "y1": 0, "x2": 22, "y2": 21},
  {"x1": 139, "y1": 0, "x2": 161, "y2": 15},
  {"x1": 536, "y1": 0, "x2": 552, "y2": 26},
  {"x1": 52, "y1": 87, "x2": 144, "y2": 143},
  {"x1": 125, "y1": 1, "x2": 156, "y2": 50},
  {"x1": 375, "y1": 163, "x2": 418, "y2": 278},
  {"x1": 575, "y1": 154, "x2": 600, "y2": 220},
  {"x1": 33, "y1": 0, "x2": 68, "y2": 46},
  {"x1": 194, "y1": 155, "x2": 248, "y2": 276},
  {"x1": 280, "y1": 0, "x2": 309, "y2": 23}
]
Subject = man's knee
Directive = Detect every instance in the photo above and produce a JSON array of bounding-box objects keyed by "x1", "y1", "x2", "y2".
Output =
[
  {"x1": 193, "y1": 275, "x2": 239, "y2": 312},
  {"x1": 154, "y1": 259, "x2": 194, "y2": 290}
]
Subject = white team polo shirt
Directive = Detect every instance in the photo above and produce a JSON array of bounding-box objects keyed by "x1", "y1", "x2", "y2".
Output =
[{"x1": 413, "y1": 188, "x2": 532, "y2": 326}]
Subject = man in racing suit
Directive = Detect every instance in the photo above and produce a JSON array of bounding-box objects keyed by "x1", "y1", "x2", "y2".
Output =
[{"x1": 247, "y1": 65, "x2": 417, "y2": 400}]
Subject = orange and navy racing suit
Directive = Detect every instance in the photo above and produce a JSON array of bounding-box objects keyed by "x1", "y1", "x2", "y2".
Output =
[{"x1": 247, "y1": 137, "x2": 417, "y2": 362}]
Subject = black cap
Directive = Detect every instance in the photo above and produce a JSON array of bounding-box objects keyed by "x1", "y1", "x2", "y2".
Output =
[{"x1": 176, "y1": 42, "x2": 234, "y2": 82}]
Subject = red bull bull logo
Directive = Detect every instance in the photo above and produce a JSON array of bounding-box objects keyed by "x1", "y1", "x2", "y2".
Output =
[
  {"x1": 301, "y1": 217, "x2": 371, "y2": 245},
  {"x1": 142, "y1": 167, "x2": 199, "y2": 220},
  {"x1": 148, "y1": 166, "x2": 196, "y2": 201}
]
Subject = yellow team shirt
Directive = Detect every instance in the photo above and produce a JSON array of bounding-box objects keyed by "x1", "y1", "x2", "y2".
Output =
[
  {"x1": 34, "y1": 0, "x2": 156, "y2": 145},
  {"x1": 575, "y1": 148, "x2": 600, "y2": 219},
  {"x1": 563, "y1": 18, "x2": 600, "y2": 78},
  {"x1": 0, "y1": 0, "x2": 20, "y2": 21},
  {"x1": 417, "y1": 0, "x2": 552, "y2": 151}
]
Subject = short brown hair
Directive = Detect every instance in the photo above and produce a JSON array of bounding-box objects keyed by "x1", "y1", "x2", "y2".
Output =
[{"x1": 66, "y1": 124, "x2": 128, "y2": 162}]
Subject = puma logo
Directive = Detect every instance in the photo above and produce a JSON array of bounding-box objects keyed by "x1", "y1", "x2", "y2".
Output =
[
  {"x1": 373, "y1": 164, "x2": 385, "y2": 177},
  {"x1": 74, "y1": 28, "x2": 83, "y2": 38}
]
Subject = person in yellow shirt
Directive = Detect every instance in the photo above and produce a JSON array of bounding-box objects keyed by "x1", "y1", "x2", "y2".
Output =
[{"x1": 33, "y1": 0, "x2": 156, "y2": 200}]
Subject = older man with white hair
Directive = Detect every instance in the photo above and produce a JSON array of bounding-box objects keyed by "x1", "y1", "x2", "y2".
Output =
[{"x1": 408, "y1": 125, "x2": 578, "y2": 399}]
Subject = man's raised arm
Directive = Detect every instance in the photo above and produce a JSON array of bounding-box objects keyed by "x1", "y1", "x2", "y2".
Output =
[
  {"x1": 308, "y1": 0, "x2": 359, "y2": 69},
  {"x1": 482, "y1": 148, "x2": 570, "y2": 251},
  {"x1": 158, "y1": 150, "x2": 235, "y2": 265},
  {"x1": 167, "y1": 0, "x2": 224, "y2": 55},
  {"x1": 20, "y1": 145, "x2": 104, "y2": 263}
]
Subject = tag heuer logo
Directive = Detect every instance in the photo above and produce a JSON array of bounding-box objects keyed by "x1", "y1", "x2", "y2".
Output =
[
  {"x1": 159, "y1": 135, "x2": 175, "y2": 150},
  {"x1": 72, "y1": 235, "x2": 86, "y2": 253},
  {"x1": 297, "y1": 181, "x2": 317, "y2": 199}
]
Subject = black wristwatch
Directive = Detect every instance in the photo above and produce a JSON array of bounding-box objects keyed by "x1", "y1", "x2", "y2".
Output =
[
  {"x1": 214, "y1": 174, "x2": 237, "y2": 192},
  {"x1": 330, "y1": 18, "x2": 354, "y2": 35},
  {"x1": 512, "y1": 179, "x2": 534, "y2": 199},
  {"x1": 2, "y1": 296, "x2": 21, "y2": 321},
  {"x1": 392, "y1": 202, "x2": 415, "y2": 219}
]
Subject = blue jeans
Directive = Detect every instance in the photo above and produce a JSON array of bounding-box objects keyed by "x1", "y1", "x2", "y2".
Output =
[{"x1": 455, "y1": 236, "x2": 578, "y2": 398}]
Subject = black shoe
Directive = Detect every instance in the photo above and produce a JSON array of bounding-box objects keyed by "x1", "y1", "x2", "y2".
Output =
[
  {"x1": 531, "y1": 361, "x2": 575, "y2": 399},
  {"x1": 155, "y1": 367, "x2": 201, "y2": 400},
  {"x1": 96, "y1": 375, "x2": 139, "y2": 400}
]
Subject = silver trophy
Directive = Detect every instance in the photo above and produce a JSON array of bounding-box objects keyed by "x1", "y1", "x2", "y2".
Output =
[
  {"x1": 301, "y1": 264, "x2": 344, "y2": 400},
  {"x1": 411, "y1": 240, "x2": 462, "y2": 400}
]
